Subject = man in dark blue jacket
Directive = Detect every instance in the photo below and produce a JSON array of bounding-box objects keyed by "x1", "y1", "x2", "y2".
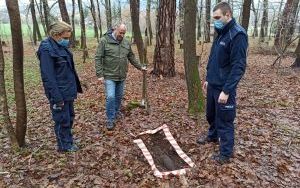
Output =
[
  {"x1": 37, "y1": 21, "x2": 82, "y2": 152},
  {"x1": 197, "y1": 2, "x2": 248, "y2": 164}
]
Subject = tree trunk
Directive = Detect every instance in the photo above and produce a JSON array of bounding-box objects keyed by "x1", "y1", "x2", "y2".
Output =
[
  {"x1": 71, "y1": 0, "x2": 77, "y2": 45},
  {"x1": 35, "y1": 0, "x2": 47, "y2": 36},
  {"x1": 105, "y1": 0, "x2": 112, "y2": 30},
  {"x1": 0, "y1": 38, "x2": 19, "y2": 149},
  {"x1": 291, "y1": 38, "x2": 300, "y2": 68},
  {"x1": 274, "y1": 0, "x2": 296, "y2": 48},
  {"x1": 251, "y1": 0, "x2": 259, "y2": 38},
  {"x1": 241, "y1": 0, "x2": 251, "y2": 32},
  {"x1": 90, "y1": 0, "x2": 99, "y2": 42},
  {"x1": 6, "y1": 0, "x2": 27, "y2": 147},
  {"x1": 152, "y1": 0, "x2": 176, "y2": 77},
  {"x1": 204, "y1": 0, "x2": 211, "y2": 43},
  {"x1": 30, "y1": 0, "x2": 42, "y2": 45},
  {"x1": 41, "y1": 0, "x2": 51, "y2": 34},
  {"x1": 58, "y1": 0, "x2": 70, "y2": 24},
  {"x1": 197, "y1": 0, "x2": 203, "y2": 40},
  {"x1": 146, "y1": 0, "x2": 153, "y2": 45},
  {"x1": 259, "y1": 0, "x2": 268, "y2": 42},
  {"x1": 96, "y1": 0, "x2": 103, "y2": 37},
  {"x1": 178, "y1": 0, "x2": 184, "y2": 40},
  {"x1": 78, "y1": 0, "x2": 88, "y2": 62},
  {"x1": 183, "y1": 0, "x2": 204, "y2": 114},
  {"x1": 117, "y1": 0, "x2": 122, "y2": 22},
  {"x1": 287, "y1": 0, "x2": 300, "y2": 39},
  {"x1": 130, "y1": 0, "x2": 144, "y2": 63}
]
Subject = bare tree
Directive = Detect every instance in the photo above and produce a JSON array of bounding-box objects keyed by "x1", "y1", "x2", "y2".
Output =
[
  {"x1": 41, "y1": 0, "x2": 51, "y2": 34},
  {"x1": 183, "y1": 0, "x2": 204, "y2": 114},
  {"x1": 5, "y1": 0, "x2": 27, "y2": 147},
  {"x1": 78, "y1": 0, "x2": 88, "y2": 62},
  {"x1": 204, "y1": 0, "x2": 211, "y2": 43},
  {"x1": 0, "y1": 37, "x2": 19, "y2": 149},
  {"x1": 130, "y1": 0, "x2": 144, "y2": 63},
  {"x1": 251, "y1": 0, "x2": 260, "y2": 38},
  {"x1": 241, "y1": 0, "x2": 251, "y2": 32},
  {"x1": 291, "y1": 38, "x2": 300, "y2": 68},
  {"x1": 96, "y1": 0, "x2": 103, "y2": 37},
  {"x1": 178, "y1": 0, "x2": 184, "y2": 40},
  {"x1": 104, "y1": 0, "x2": 112, "y2": 29},
  {"x1": 71, "y1": 0, "x2": 77, "y2": 44},
  {"x1": 259, "y1": 0, "x2": 268, "y2": 42},
  {"x1": 197, "y1": 0, "x2": 203, "y2": 40},
  {"x1": 146, "y1": 0, "x2": 153, "y2": 45},
  {"x1": 89, "y1": 0, "x2": 99, "y2": 42},
  {"x1": 152, "y1": 0, "x2": 176, "y2": 77},
  {"x1": 30, "y1": 0, "x2": 42, "y2": 45},
  {"x1": 58, "y1": 0, "x2": 70, "y2": 24}
]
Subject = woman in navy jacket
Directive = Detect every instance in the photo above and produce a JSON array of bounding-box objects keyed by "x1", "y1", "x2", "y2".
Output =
[{"x1": 37, "y1": 21, "x2": 82, "y2": 152}]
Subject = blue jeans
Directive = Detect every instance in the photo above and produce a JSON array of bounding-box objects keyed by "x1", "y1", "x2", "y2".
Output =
[
  {"x1": 206, "y1": 84, "x2": 236, "y2": 157},
  {"x1": 104, "y1": 80, "x2": 125, "y2": 123},
  {"x1": 50, "y1": 100, "x2": 75, "y2": 151}
]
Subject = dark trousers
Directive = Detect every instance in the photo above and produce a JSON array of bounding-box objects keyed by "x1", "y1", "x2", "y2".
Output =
[
  {"x1": 50, "y1": 100, "x2": 74, "y2": 150},
  {"x1": 206, "y1": 84, "x2": 236, "y2": 157}
]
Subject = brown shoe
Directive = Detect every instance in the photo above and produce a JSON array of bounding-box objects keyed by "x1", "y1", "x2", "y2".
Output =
[{"x1": 196, "y1": 136, "x2": 218, "y2": 145}]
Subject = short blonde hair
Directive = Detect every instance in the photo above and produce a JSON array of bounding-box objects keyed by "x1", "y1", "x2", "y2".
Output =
[{"x1": 49, "y1": 21, "x2": 72, "y2": 37}]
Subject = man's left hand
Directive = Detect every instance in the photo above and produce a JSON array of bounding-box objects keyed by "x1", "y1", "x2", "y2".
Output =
[
  {"x1": 218, "y1": 91, "x2": 229, "y2": 104},
  {"x1": 141, "y1": 66, "x2": 147, "y2": 71}
]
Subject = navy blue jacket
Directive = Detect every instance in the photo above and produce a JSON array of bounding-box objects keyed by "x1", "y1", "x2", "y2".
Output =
[
  {"x1": 206, "y1": 19, "x2": 248, "y2": 94},
  {"x1": 37, "y1": 37, "x2": 82, "y2": 104}
]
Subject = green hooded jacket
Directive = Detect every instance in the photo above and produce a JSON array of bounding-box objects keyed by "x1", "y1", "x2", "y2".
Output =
[{"x1": 95, "y1": 32, "x2": 143, "y2": 81}]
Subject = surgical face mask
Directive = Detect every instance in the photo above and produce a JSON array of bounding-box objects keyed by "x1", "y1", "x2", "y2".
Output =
[
  {"x1": 214, "y1": 20, "x2": 225, "y2": 30},
  {"x1": 58, "y1": 39, "x2": 69, "y2": 47}
]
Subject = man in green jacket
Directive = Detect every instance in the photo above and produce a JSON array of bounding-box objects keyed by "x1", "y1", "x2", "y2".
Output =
[{"x1": 95, "y1": 23, "x2": 146, "y2": 130}]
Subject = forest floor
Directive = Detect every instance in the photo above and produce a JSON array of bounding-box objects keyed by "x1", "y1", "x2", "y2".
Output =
[{"x1": 0, "y1": 39, "x2": 299, "y2": 187}]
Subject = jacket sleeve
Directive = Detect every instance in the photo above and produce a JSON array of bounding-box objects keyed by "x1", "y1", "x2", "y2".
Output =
[
  {"x1": 39, "y1": 49, "x2": 63, "y2": 104},
  {"x1": 127, "y1": 44, "x2": 143, "y2": 70},
  {"x1": 95, "y1": 39, "x2": 105, "y2": 78},
  {"x1": 222, "y1": 34, "x2": 248, "y2": 94}
]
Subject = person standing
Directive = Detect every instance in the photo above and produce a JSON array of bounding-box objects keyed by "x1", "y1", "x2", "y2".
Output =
[
  {"x1": 197, "y1": 2, "x2": 248, "y2": 164},
  {"x1": 37, "y1": 21, "x2": 82, "y2": 152},
  {"x1": 95, "y1": 23, "x2": 146, "y2": 130}
]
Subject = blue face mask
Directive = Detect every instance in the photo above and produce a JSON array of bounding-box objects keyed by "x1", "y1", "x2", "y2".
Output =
[
  {"x1": 58, "y1": 39, "x2": 69, "y2": 47},
  {"x1": 214, "y1": 20, "x2": 225, "y2": 30}
]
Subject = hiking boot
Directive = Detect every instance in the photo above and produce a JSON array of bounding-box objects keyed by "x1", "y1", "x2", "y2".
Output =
[
  {"x1": 196, "y1": 136, "x2": 218, "y2": 145},
  {"x1": 212, "y1": 154, "x2": 230, "y2": 165},
  {"x1": 57, "y1": 144, "x2": 79, "y2": 152},
  {"x1": 106, "y1": 121, "x2": 115, "y2": 131}
]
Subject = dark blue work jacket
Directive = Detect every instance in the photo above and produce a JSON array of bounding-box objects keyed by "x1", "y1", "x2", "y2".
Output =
[
  {"x1": 37, "y1": 37, "x2": 82, "y2": 104},
  {"x1": 206, "y1": 19, "x2": 248, "y2": 94}
]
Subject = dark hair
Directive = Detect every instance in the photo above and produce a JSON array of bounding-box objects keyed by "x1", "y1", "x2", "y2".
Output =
[{"x1": 213, "y1": 2, "x2": 232, "y2": 15}]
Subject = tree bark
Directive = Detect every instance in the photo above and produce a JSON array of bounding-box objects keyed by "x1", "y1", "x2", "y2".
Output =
[
  {"x1": 241, "y1": 0, "x2": 251, "y2": 32},
  {"x1": 152, "y1": 0, "x2": 176, "y2": 77},
  {"x1": 41, "y1": 0, "x2": 51, "y2": 34},
  {"x1": 146, "y1": 0, "x2": 153, "y2": 45},
  {"x1": 0, "y1": 38, "x2": 19, "y2": 149},
  {"x1": 274, "y1": 0, "x2": 297, "y2": 48},
  {"x1": 78, "y1": 0, "x2": 88, "y2": 62},
  {"x1": 251, "y1": 0, "x2": 259, "y2": 38},
  {"x1": 105, "y1": 0, "x2": 112, "y2": 30},
  {"x1": 30, "y1": 0, "x2": 42, "y2": 45},
  {"x1": 96, "y1": 0, "x2": 103, "y2": 37},
  {"x1": 58, "y1": 0, "x2": 70, "y2": 24},
  {"x1": 90, "y1": 0, "x2": 99, "y2": 42},
  {"x1": 197, "y1": 0, "x2": 203, "y2": 40},
  {"x1": 6, "y1": 0, "x2": 27, "y2": 147},
  {"x1": 259, "y1": 0, "x2": 268, "y2": 42},
  {"x1": 130, "y1": 0, "x2": 144, "y2": 63},
  {"x1": 204, "y1": 0, "x2": 211, "y2": 43},
  {"x1": 35, "y1": 0, "x2": 47, "y2": 36},
  {"x1": 178, "y1": 0, "x2": 184, "y2": 40},
  {"x1": 71, "y1": 0, "x2": 77, "y2": 45},
  {"x1": 183, "y1": 0, "x2": 204, "y2": 114},
  {"x1": 291, "y1": 38, "x2": 300, "y2": 68}
]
